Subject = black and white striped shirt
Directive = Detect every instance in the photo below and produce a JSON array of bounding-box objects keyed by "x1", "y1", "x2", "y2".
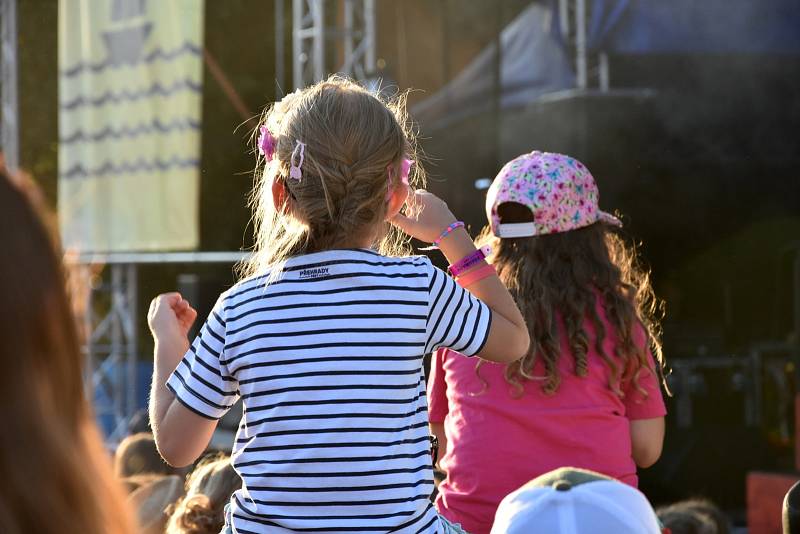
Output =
[{"x1": 167, "y1": 249, "x2": 491, "y2": 533}]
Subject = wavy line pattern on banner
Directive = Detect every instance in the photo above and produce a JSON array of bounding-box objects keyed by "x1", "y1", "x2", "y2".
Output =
[
  {"x1": 60, "y1": 79, "x2": 202, "y2": 110},
  {"x1": 60, "y1": 41, "x2": 202, "y2": 78},
  {"x1": 60, "y1": 118, "x2": 201, "y2": 144},
  {"x1": 60, "y1": 156, "x2": 200, "y2": 179}
]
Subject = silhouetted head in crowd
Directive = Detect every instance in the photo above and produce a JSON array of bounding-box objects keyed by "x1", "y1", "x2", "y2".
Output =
[
  {"x1": 657, "y1": 498, "x2": 730, "y2": 534},
  {"x1": 0, "y1": 170, "x2": 134, "y2": 533},
  {"x1": 129, "y1": 475, "x2": 184, "y2": 534},
  {"x1": 120, "y1": 473, "x2": 167, "y2": 494},
  {"x1": 115, "y1": 432, "x2": 174, "y2": 478},
  {"x1": 166, "y1": 454, "x2": 241, "y2": 534}
]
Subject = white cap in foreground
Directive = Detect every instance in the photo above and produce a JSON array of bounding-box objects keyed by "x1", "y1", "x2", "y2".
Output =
[{"x1": 491, "y1": 467, "x2": 662, "y2": 534}]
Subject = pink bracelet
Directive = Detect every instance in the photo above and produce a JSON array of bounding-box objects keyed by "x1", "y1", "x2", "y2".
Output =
[
  {"x1": 456, "y1": 263, "x2": 497, "y2": 287},
  {"x1": 448, "y1": 245, "x2": 492, "y2": 277},
  {"x1": 421, "y1": 221, "x2": 465, "y2": 250}
]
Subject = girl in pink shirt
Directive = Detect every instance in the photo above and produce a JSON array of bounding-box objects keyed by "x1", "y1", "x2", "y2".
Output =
[{"x1": 428, "y1": 151, "x2": 668, "y2": 534}]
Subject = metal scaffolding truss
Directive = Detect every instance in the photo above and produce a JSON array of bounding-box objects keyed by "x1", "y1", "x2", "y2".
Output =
[
  {"x1": 82, "y1": 263, "x2": 139, "y2": 443},
  {"x1": 1, "y1": 0, "x2": 19, "y2": 172},
  {"x1": 76, "y1": 252, "x2": 247, "y2": 444},
  {"x1": 291, "y1": 0, "x2": 376, "y2": 89},
  {"x1": 558, "y1": 0, "x2": 610, "y2": 91}
]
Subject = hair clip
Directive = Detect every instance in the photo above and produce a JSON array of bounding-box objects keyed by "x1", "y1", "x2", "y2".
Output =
[
  {"x1": 258, "y1": 126, "x2": 276, "y2": 159},
  {"x1": 400, "y1": 158, "x2": 413, "y2": 186},
  {"x1": 386, "y1": 158, "x2": 414, "y2": 200},
  {"x1": 289, "y1": 140, "x2": 306, "y2": 181}
]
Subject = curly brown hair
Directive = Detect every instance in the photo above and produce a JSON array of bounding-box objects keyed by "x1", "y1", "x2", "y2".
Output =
[
  {"x1": 166, "y1": 455, "x2": 241, "y2": 534},
  {"x1": 474, "y1": 203, "x2": 666, "y2": 397}
]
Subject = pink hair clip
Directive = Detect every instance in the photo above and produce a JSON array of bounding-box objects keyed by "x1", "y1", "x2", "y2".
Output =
[
  {"x1": 386, "y1": 158, "x2": 414, "y2": 200},
  {"x1": 399, "y1": 158, "x2": 413, "y2": 186},
  {"x1": 289, "y1": 140, "x2": 306, "y2": 182},
  {"x1": 257, "y1": 126, "x2": 276, "y2": 159}
]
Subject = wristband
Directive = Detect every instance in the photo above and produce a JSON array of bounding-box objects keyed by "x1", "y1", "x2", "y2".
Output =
[
  {"x1": 455, "y1": 263, "x2": 497, "y2": 287},
  {"x1": 421, "y1": 221, "x2": 465, "y2": 250},
  {"x1": 448, "y1": 245, "x2": 492, "y2": 277}
]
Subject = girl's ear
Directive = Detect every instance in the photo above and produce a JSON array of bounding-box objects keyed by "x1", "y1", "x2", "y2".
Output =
[
  {"x1": 385, "y1": 183, "x2": 409, "y2": 221},
  {"x1": 272, "y1": 177, "x2": 291, "y2": 213}
]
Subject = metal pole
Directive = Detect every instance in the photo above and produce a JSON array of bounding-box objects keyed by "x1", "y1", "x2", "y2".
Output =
[
  {"x1": 343, "y1": 0, "x2": 354, "y2": 74},
  {"x1": 83, "y1": 266, "x2": 95, "y2": 399},
  {"x1": 275, "y1": 0, "x2": 285, "y2": 97},
  {"x1": 599, "y1": 52, "x2": 610, "y2": 92},
  {"x1": 125, "y1": 264, "x2": 138, "y2": 424},
  {"x1": 440, "y1": 0, "x2": 450, "y2": 114},
  {"x1": 1, "y1": 0, "x2": 19, "y2": 173},
  {"x1": 111, "y1": 264, "x2": 124, "y2": 437},
  {"x1": 364, "y1": 0, "x2": 376, "y2": 73},
  {"x1": 558, "y1": 0, "x2": 569, "y2": 39},
  {"x1": 292, "y1": 0, "x2": 303, "y2": 89},
  {"x1": 312, "y1": 0, "x2": 324, "y2": 82},
  {"x1": 575, "y1": 0, "x2": 587, "y2": 90},
  {"x1": 492, "y1": 0, "x2": 503, "y2": 168}
]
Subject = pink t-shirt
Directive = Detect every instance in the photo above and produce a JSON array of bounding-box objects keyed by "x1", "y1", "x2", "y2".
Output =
[{"x1": 428, "y1": 300, "x2": 666, "y2": 534}]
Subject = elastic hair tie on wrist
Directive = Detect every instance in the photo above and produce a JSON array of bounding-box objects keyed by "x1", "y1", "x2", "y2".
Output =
[{"x1": 420, "y1": 221, "x2": 465, "y2": 251}]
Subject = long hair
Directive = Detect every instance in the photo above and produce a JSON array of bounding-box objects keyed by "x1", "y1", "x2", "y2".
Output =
[
  {"x1": 240, "y1": 75, "x2": 423, "y2": 282},
  {"x1": 166, "y1": 455, "x2": 241, "y2": 534},
  {"x1": 0, "y1": 172, "x2": 134, "y2": 533},
  {"x1": 475, "y1": 203, "x2": 666, "y2": 397}
]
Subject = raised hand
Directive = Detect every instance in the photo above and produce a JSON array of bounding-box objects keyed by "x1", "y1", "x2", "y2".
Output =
[
  {"x1": 390, "y1": 189, "x2": 458, "y2": 244},
  {"x1": 148, "y1": 292, "x2": 197, "y2": 356}
]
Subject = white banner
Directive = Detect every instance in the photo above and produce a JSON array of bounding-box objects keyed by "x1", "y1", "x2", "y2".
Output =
[{"x1": 59, "y1": 0, "x2": 204, "y2": 252}]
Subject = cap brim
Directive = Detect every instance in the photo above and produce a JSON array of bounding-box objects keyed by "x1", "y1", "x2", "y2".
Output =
[
  {"x1": 598, "y1": 211, "x2": 622, "y2": 227},
  {"x1": 495, "y1": 222, "x2": 537, "y2": 238}
]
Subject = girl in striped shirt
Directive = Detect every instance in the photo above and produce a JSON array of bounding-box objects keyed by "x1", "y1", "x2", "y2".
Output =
[{"x1": 147, "y1": 76, "x2": 529, "y2": 534}]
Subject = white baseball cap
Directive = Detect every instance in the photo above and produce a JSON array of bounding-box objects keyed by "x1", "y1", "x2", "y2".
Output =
[{"x1": 491, "y1": 467, "x2": 663, "y2": 534}]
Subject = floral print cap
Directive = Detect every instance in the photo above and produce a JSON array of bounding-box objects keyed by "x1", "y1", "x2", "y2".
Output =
[{"x1": 485, "y1": 150, "x2": 621, "y2": 238}]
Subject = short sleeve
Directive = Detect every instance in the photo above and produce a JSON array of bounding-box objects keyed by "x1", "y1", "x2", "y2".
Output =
[
  {"x1": 423, "y1": 259, "x2": 492, "y2": 357},
  {"x1": 427, "y1": 348, "x2": 450, "y2": 423},
  {"x1": 622, "y1": 324, "x2": 667, "y2": 420},
  {"x1": 166, "y1": 294, "x2": 240, "y2": 420}
]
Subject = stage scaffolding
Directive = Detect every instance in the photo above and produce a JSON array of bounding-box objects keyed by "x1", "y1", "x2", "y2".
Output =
[
  {"x1": 558, "y1": 0, "x2": 609, "y2": 91},
  {"x1": 75, "y1": 252, "x2": 247, "y2": 444},
  {"x1": 291, "y1": 0, "x2": 376, "y2": 89}
]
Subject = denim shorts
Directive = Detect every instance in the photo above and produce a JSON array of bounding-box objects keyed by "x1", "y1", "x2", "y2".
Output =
[{"x1": 440, "y1": 515, "x2": 470, "y2": 534}]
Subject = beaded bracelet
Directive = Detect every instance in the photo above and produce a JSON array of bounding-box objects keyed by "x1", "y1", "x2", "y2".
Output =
[
  {"x1": 421, "y1": 221, "x2": 465, "y2": 250},
  {"x1": 456, "y1": 263, "x2": 497, "y2": 288},
  {"x1": 448, "y1": 245, "x2": 492, "y2": 277}
]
